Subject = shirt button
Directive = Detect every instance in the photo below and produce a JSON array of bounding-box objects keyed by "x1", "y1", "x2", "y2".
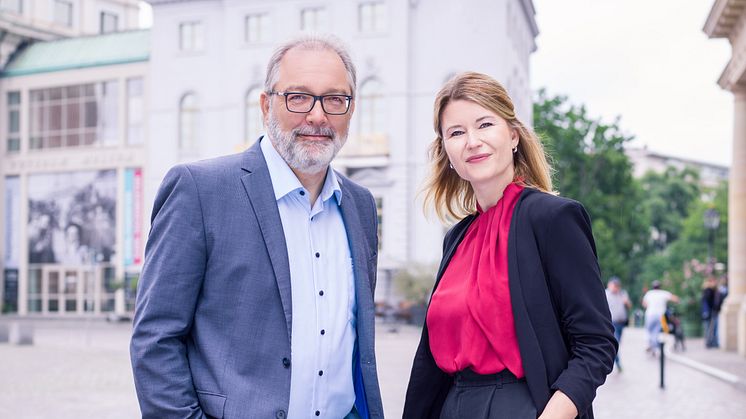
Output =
[
  {"x1": 282, "y1": 358, "x2": 290, "y2": 368},
  {"x1": 319, "y1": 290, "x2": 324, "y2": 296},
  {"x1": 320, "y1": 329, "x2": 325, "y2": 335},
  {"x1": 318, "y1": 370, "x2": 324, "y2": 376},
  {"x1": 299, "y1": 190, "x2": 305, "y2": 196},
  {"x1": 315, "y1": 411, "x2": 320, "y2": 416},
  {"x1": 315, "y1": 252, "x2": 320, "y2": 258},
  {"x1": 276, "y1": 410, "x2": 286, "y2": 419}
]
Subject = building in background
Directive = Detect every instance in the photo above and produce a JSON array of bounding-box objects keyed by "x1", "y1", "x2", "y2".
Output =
[
  {"x1": 626, "y1": 147, "x2": 730, "y2": 188},
  {"x1": 0, "y1": 0, "x2": 145, "y2": 316},
  {"x1": 1, "y1": 0, "x2": 539, "y2": 316},
  {"x1": 145, "y1": 0, "x2": 539, "y2": 305},
  {"x1": 704, "y1": 0, "x2": 746, "y2": 358}
]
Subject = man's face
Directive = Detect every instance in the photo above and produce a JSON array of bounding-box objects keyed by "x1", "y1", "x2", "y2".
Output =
[{"x1": 261, "y1": 47, "x2": 355, "y2": 174}]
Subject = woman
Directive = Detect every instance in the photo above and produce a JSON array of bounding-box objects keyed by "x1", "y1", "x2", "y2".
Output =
[{"x1": 403, "y1": 72, "x2": 616, "y2": 419}]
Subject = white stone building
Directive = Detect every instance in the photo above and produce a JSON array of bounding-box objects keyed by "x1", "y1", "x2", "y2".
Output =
[
  {"x1": 1, "y1": 0, "x2": 539, "y2": 316},
  {"x1": 626, "y1": 147, "x2": 730, "y2": 188},
  {"x1": 145, "y1": 0, "x2": 538, "y2": 304}
]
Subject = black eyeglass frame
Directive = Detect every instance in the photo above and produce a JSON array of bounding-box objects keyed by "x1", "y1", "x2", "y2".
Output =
[{"x1": 268, "y1": 91, "x2": 354, "y2": 115}]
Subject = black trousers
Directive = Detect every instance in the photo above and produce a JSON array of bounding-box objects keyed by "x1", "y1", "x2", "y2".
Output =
[{"x1": 440, "y1": 369, "x2": 537, "y2": 419}]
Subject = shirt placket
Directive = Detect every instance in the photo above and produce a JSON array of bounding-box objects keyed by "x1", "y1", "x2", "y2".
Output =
[{"x1": 309, "y1": 198, "x2": 328, "y2": 418}]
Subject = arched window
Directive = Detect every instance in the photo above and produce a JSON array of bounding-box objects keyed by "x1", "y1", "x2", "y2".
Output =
[
  {"x1": 179, "y1": 93, "x2": 199, "y2": 151},
  {"x1": 244, "y1": 87, "x2": 263, "y2": 143},
  {"x1": 358, "y1": 78, "x2": 385, "y2": 139}
]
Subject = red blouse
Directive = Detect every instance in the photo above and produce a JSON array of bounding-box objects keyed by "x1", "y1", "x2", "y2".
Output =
[{"x1": 427, "y1": 182, "x2": 525, "y2": 377}]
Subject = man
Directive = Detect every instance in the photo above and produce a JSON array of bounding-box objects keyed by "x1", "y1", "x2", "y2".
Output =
[
  {"x1": 642, "y1": 280, "x2": 679, "y2": 355},
  {"x1": 604, "y1": 276, "x2": 631, "y2": 371},
  {"x1": 130, "y1": 35, "x2": 383, "y2": 419}
]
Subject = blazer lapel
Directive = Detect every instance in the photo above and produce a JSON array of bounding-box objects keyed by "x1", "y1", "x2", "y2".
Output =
[
  {"x1": 338, "y1": 184, "x2": 374, "y2": 305},
  {"x1": 240, "y1": 140, "x2": 293, "y2": 341}
]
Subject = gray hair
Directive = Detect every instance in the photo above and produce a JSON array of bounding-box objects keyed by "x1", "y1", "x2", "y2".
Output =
[{"x1": 264, "y1": 34, "x2": 357, "y2": 96}]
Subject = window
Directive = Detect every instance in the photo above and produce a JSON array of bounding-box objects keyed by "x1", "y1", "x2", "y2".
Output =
[
  {"x1": 301, "y1": 7, "x2": 327, "y2": 32},
  {"x1": 179, "y1": 21, "x2": 204, "y2": 52},
  {"x1": 358, "y1": 79, "x2": 385, "y2": 138},
  {"x1": 245, "y1": 13, "x2": 269, "y2": 44},
  {"x1": 179, "y1": 93, "x2": 199, "y2": 151},
  {"x1": 6, "y1": 91, "x2": 21, "y2": 152},
  {"x1": 28, "y1": 81, "x2": 118, "y2": 150},
  {"x1": 126, "y1": 78, "x2": 144, "y2": 145},
  {"x1": 358, "y1": 2, "x2": 386, "y2": 34},
  {"x1": 0, "y1": 0, "x2": 22, "y2": 14},
  {"x1": 53, "y1": 0, "x2": 73, "y2": 27},
  {"x1": 100, "y1": 11, "x2": 118, "y2": 34},
  {"x1": 244, "y1": 87, "x2": 262, "y2": 143}
]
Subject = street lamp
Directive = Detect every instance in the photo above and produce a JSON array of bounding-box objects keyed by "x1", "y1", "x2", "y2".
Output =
[{"x1": 703, "y1": 208, "x2": 720, "y2": 272}]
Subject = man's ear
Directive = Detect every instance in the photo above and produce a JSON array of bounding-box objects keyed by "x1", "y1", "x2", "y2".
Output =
[{"x1": 260, "y1": 91, "x2": 270, "y2": 120}]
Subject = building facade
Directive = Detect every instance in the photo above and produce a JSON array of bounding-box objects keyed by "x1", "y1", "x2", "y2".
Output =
[
  {"x1": 705, "y1": 0, "x2": 746, "y2": 357},
  {"x1": 1, "y1": 0, "x2": 146, "y2": 317},
  {"x1": 1, "y1": 0, "x2": 538, "y2": 316},
  {"x1": 145, "y1": 0, "x2": 538, "y2": 304},
  {"x1": 626, "y1": 147, "x2": 730, "y2": 188}
]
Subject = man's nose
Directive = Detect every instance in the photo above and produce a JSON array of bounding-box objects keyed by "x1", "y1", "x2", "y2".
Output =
[{"x1": 305, "y1": 99, "x2": 328, "y2": 125}]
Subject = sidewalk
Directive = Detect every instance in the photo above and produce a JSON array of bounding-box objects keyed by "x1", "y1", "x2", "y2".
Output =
[{"x1": 665, "y1": 331, "x2": 746, "y2": 392}]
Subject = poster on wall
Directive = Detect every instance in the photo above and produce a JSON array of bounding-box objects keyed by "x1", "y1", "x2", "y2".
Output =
[
  {"x1": 4, "y1": 176, "x2": 20, "y2": 269},
  {"x1": 28, "y1": 170, "x2": 117, "y2": 265},
  {"x1": 123, "y1": 168, "x2": 143, "y2": 267}
]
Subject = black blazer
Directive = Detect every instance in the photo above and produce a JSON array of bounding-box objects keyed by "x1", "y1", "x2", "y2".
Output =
[{"x1": 403, "y1": 188, "x2": 616, "y2": 419}]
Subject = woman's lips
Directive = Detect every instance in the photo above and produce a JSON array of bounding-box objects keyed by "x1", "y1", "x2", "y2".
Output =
[{"x1": 466, "y1": 153, "x2": 490, "y2": 163}]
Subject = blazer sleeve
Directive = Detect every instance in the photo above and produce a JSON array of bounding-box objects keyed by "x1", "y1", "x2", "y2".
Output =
[
  {"x1": 129, "y1": 164, "x2": 208, "y2": 418},
  {"x1": 541, "y1": 200, "x2": 617, "y2": 415}
]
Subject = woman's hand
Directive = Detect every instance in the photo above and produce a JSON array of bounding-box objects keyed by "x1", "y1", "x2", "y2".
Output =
[{"x1": 538, "y1": 390, "x2": 578, "y2": 419}]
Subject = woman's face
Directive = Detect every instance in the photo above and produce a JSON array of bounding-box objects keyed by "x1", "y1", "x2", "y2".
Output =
[{"x1": 441, "y1": 100, "x2": 518, "y2": 193}]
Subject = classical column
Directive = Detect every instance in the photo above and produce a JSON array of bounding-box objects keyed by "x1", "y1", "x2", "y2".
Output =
[{"x1": 720, "y1": 89, "x2": 746, "y2": 355}]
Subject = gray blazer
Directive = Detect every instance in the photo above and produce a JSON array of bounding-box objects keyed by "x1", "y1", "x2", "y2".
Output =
[{"x1": 130, "y1": 139, "x2": 384, "y2": 419}]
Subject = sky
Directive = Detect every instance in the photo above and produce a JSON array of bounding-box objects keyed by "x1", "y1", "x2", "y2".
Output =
[{"x1": 532, "y1": 0, "x2": 732, "y2": 166}]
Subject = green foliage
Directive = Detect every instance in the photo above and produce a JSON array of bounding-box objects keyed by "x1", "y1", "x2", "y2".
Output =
[
  {"x1": 393, "y1": 263, "x2": 438, "y2": 304},
  {"x1": 533, "y1": 90, "x2": 728, "y2": 325},
  {"x1": 533, "y1": 90, "x2": 648, "y2": 293}
]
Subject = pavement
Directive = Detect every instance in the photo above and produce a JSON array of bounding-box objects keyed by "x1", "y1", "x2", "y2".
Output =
[{"x1": 1, "y1": 318, "x2": 746, "y2": 418}]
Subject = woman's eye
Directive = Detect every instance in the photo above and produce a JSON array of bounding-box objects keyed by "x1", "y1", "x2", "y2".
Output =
[
  {"x1": 449, "y1": 130, "x2": 464, "y2": 137},
  {"x1": 479, "y1": 122, "x2": 494, "y2": 129}
]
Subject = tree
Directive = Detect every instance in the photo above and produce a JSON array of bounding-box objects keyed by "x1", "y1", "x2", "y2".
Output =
[
  {"x1": 533, "y1": 90, "x2": 649, "y2": 293},
  {"x1": 640, "y1": 167, "x2": 701, "y2": 250}
]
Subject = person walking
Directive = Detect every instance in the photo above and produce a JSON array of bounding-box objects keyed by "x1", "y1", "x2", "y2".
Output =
[
  {"x1": 130, "y1": 35, "x2": 383, "y2": 419},
  {"x1": 642, "y1": 280, "x2": 680, "y2": 355},
  {"x1": 605, "y1": 277, "x2": 631, "y2": 371}
]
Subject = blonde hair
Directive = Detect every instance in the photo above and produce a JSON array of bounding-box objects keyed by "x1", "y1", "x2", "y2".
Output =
[{"x1": 423, "y1": 71, "x2": 554, "y2": 222}]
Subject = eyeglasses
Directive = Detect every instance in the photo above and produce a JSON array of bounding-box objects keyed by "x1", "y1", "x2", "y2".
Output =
[{"x1": 268, "y1": 91, "x2": 353, "y2": 115}]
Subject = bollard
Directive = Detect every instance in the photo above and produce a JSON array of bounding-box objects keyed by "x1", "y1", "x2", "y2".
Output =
[
  {"x1": 9, "y1": 321, "x2": 34, "y2": 345},
  {"x1": 659, "y1": 338, "x2": 665, "y2": 389}
]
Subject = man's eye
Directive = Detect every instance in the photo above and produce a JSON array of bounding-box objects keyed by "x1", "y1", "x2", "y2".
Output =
[
  {"x1": 326, "y1": 96, "x2": 344, "y2": 105},
  {"x1": 479, "y1": 122, "x2": 494, "y2": 129},
  {"x1": 288, "y1": 94, "x2": 309, "y2": 103}
]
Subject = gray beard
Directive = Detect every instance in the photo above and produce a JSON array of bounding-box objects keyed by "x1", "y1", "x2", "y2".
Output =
[{"x1": 266, "y1": 111, "x2": 346, "y2": 175}]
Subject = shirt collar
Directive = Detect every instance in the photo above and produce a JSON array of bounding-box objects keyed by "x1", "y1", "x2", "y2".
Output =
[{"x1": 260, "y1": 136, "x2": 342, "y2": 205}]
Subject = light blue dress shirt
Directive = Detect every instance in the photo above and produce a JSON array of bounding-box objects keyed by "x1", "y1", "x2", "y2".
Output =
[{"x1": 260, "y1": 137, "x2": 357, "y2": 419}]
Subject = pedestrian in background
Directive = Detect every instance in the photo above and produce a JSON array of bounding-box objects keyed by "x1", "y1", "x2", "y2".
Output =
[
  {"x1": 702, "y1": 276, "x2": 722, "y2": 348},
  {"x1": 403, "y1": 72, "x2": 616, "y2": 419},
  {"x1": 605, "y1": 276, "x2": 631, "y2": 371},
  {"x1": 642, "y1": 280, "x2": 680, "y2": 355}
]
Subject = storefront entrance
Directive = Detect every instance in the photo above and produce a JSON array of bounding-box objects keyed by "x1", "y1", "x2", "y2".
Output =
[{"x1": 27, "y1": 264, "x2": 116, "y2": 316}]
